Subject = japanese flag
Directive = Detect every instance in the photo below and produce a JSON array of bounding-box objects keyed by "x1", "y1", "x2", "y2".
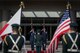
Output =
[{"x1": 0, "y1": 8, "x2": 21, "y2": 39}]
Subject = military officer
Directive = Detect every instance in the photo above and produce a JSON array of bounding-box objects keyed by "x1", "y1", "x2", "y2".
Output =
[
  {"x1": 62, "y1": 22, "x2": 80, "y2": 53},
  {"x1": 0, "y1": 37, "x2": 2, "y2": 51},
  {"x1": 29, "y1": 28, "x2": 36, "y2": 52},
  {"x1": 3, "y1": 24, "x2": 25, "y2": 53},
  {"x1": 41, "y1": 28, "x2": 47, "y2": 51},
  {"x1": 35, "y1": 29, "x2": 42, "y2": 53}
]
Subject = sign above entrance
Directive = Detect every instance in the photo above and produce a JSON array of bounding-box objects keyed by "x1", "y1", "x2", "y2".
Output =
[{"x1": 22, "y1": 11, "x2": 61, "y2": 18}]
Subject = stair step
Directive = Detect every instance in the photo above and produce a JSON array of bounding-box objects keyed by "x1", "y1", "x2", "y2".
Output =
[{"x1": 0, "y1": 41, "x2": 62, "y2": 53}]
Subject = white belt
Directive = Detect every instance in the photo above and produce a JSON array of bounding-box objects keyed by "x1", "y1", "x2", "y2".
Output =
[
  {"x1": 8, "y1": 50, "x2": 20, "y2": 53},
  {"x1": 67, "y1": 49, "x2": 80, "y2": 52}
]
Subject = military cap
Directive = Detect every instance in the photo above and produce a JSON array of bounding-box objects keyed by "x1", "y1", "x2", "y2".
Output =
[
  {"x1": 36, "y1": 29, "x2": 41, "y2": 33},
  {"x1": 11, "y1": 24, "x2": 20, "y2": 29},
  {"x1": 36, "y1": 29, "x2": 41, "y2": 35},
  {"x1": 70, "y1": 22, "x2": 78, "y2": 27}
]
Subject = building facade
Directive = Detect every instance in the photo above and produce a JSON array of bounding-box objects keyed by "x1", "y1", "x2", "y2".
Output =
[{"x1": 0, "y1": 0, "x2": 80, "y2": 41}]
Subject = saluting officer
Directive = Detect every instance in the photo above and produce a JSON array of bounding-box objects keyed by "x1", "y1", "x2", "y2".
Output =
[
  {"x1": 41, "y1": 28, "x2": 47, "y2": 51},
  {"x1": 62, "y1": 22, "x2": 80, "y2": 53},
  {"x1": 35, "y1": 29, "x2": 42, "y2": 53},
  {"x1": 29, "y1": 28, "x2": 36, "y2": 52},
  {"x1": 3, "y1": 24, "x2": 25, "y2": 53}
]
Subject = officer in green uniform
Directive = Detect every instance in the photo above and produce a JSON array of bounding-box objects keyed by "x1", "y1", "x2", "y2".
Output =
[
  {"x1": 62, "y1": 22, "x2": 80, "y2": 53},
  {"x1": 35, "y1": 29, "x2": 42, "y2": 53},
  {"x1": 3, "y1": 24, "x2": 25, "y2": 53}
]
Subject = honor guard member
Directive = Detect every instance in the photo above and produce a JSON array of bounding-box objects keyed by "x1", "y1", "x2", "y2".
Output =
[
  {"x1": 29, "y1": 28, "x2": 36, "y2": 52},
  {"x1": 41, "y1": 28, "x2": 47, "y2": 51},
  {"x1": 35, "y1": 29, "x2": 42, "y2": 53},
  {"x1": 3, "y1": 24, "x2": 25, "y2": 53},
  {"x1": 62, "y1": 22, "x2": 80, "y2": 53}
]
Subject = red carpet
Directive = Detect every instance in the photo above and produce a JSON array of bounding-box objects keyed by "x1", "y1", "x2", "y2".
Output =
[{"x1": 27, "y1": 50, "x2": 47, "y2": 53}]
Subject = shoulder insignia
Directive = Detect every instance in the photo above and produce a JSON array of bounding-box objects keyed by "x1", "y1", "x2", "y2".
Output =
[
  {"x1": 4, "y1": 36, "x2": 8, "y2": 45},
  {"x1": 63, "y1": 35, "x2": 67, "y2": 44}
]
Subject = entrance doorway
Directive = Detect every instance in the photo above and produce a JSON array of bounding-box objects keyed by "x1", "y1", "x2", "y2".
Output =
[
  {"x1": 22, "y1": 25, "x2": 51, "y2": 41},
  {"x1": 21, "y1": 18, "x2": 58, "y2": 41}
]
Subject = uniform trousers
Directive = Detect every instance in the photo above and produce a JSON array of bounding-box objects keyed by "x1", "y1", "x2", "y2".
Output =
[{"x1": 36, "y1": 46, "x2": 41, "y2": 53}]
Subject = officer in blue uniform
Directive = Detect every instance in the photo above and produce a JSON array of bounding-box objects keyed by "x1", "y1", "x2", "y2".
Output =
[
  {"x1": 62, "y1": 22, "x2": 80, "y2": 53},
  {"x1": 29, "y1": 28, "x2": 36, "y2": 52},
  {"x1": 41, "y1": 28, "x2": 47, "y2": 51},
  {"x1": 35, "y1": 29, "x2": 42, "y2": 53},
  {"x1": 3, "y1": 24, "x2": 25, "y2": 53},
  {"x1": 0, "y1": 38, "x2": 2, "y2": 51}
]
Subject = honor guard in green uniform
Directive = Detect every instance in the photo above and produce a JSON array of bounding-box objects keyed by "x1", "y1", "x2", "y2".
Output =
[
  {"x1": 35, "y1": 29, "x2": 42, "y2": 53},
  {"x1": 62, "y1": 22, "x2": 80, "y2": 53},
  {"x1": 3, "y1": 24, "x2": 25, "y2": 53}
]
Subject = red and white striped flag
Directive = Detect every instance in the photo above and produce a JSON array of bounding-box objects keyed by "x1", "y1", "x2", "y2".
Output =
[
  {"x1": 0, "y1": 8, "x2": 22, "y2": 40},
  {"x1": 47, "y1": 9, "x2": 71, "y2": 53}
]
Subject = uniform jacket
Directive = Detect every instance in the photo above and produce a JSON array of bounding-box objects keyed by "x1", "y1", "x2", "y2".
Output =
[
  {"x1": 3, "y1": 34, "x2": 25, "y2": 53},
  {"x1": 35, "y1": 33, "x2": 42, "y2": 46},
  {"x1": 41, "y1": 31, "x2": 47, "y2": 44},
  {"x1": 30, "y1": 32, "x2": 36, "y2": 43},
  {"x1": 62, "y1": 32, "x2": 80, "y2": 53}
]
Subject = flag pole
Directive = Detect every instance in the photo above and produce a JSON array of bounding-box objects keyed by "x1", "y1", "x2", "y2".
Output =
[
  {"x1": 19, "y1": 1, "x2": 26, "y2": 53},
  {"x1": 66, "y1": 2, "x2": 71, "y2": 18},
  {"x1": 20, "y1": 1, "x2": 25, "y2": 9},
  {"x1": 19, "y1": 1, "x2": 25, "y2": 35},
  {"x1": 53, "y1": 2, "x2": 72, "y2": 53},
  {"x1": 66, "y1": 2, "x2": 71, "y2": 10},
  {"x1": 66, "y1": 2, "x2": 72, "y2": 23}
]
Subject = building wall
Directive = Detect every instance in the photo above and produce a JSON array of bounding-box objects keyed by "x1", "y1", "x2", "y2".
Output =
[
  {"x1": 0, "y1": 1, "x2": 80, "y2": 40},
  {"x1": 0, "y1": 1, "x2": 80, "y2": 30}
]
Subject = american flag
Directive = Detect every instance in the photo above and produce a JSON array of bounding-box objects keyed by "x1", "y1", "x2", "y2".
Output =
[{"x1": 47, "y1": 9, "x2": 71, "y2": 53}]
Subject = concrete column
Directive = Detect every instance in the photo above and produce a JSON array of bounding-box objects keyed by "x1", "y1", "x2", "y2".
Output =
[
  {"x1": 50, "y1": 26, "x2": 52, "y2": 40},
  {"x1": 24, "y1": 26, "x2": 26, "y2": 36}
]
